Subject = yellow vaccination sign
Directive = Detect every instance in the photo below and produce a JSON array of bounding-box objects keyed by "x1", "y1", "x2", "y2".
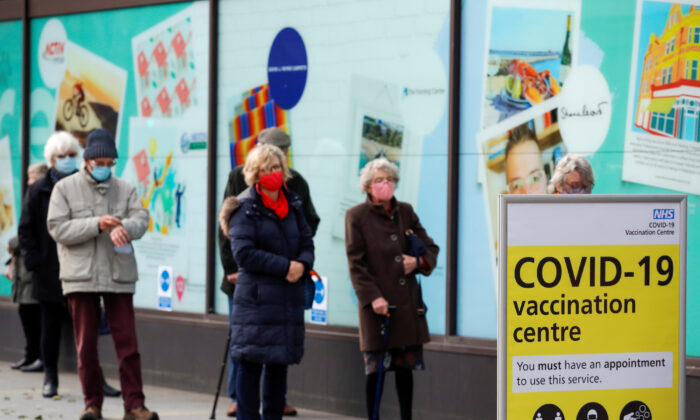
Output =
[{"x1": 498, "y1": 196, "x2": 686, "y2": 420}]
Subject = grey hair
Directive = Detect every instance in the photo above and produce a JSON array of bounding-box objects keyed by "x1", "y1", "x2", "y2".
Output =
[
  {"x1": 242, "y1": 143, "x2": 291, "y2": 186},
  {"x1": 43, "y1": 131, "x2": 81, "y2": 164},
  {"x1": 547, "y1": 154, "x2": 595, "y2": 194},
  {"x1": 359, "y1": 157, "x2": 399, "y2": 192}
]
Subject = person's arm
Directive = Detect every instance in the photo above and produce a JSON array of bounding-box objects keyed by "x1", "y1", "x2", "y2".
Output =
[
  {"x1": 345, "y1": 209, "x2": 382, "y2": 307},
  {"x1": 229, "y1": 208, "x2": 290, "y2": 277},
  {"x1": 407, "y1": 204, "x2": 439, "y2": 275},
  {"x1": 294, "y1": 175, "x2": 320, "y2": 236},
  {"x1": 46, "y1": 183, "x2": 101, "y2": 246},
  {"x1": 218, "y1": 169, "x2": 244, "y2": 275},
  {"x1": 294, "y1": 206, "x2": 314, "y2": 271},
  {"x1": 119, "y1": 187, "x2": 149, "y2": 241},
  {"x1": 18, "y1": 190, "x2": 41, "y2": 271}
]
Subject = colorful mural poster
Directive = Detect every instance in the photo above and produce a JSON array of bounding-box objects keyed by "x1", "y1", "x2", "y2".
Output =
[
  {"x1": 54, "y1": 42, "x2": 127, "y2": 147},
  {"x1": 624, "y1": 1, "x2": 700, "y2": 194},
  {"x1": 482, "y1": 0, "x2": 581, "y2": 129},
  {"x1": 132, "y1": 5, "x2": 200, "y2": 119},
  {"x1": 226, "y1": 84, "x2": 290, "y2": 168},
  {"x1": 123, "y1": 117, "x2": 207, "y2": 312}
]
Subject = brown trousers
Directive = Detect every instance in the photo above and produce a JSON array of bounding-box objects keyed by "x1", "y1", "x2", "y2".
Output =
[{"x1": 67, "y1": 293, "x2": 145, "y2": 410}]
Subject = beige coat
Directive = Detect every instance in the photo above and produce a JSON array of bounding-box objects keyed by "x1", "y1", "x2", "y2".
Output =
[{"x1": 47, "y1": 169, "x2": 149, "y2": 295}]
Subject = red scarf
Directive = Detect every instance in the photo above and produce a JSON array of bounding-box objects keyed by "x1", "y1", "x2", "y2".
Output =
[{"x1": 256, "y1": 184, "x2": 289, "y2": 219}]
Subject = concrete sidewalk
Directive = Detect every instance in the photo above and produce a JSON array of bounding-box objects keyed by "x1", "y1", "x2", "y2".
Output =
[{"x1": 0, "y1": 361, "x2": 362, "y2": 420}]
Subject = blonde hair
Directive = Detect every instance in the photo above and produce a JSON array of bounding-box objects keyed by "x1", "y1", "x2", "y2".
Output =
[
  {"x1": 43, "y1": 131, "x2": 81, "y2": 164},
  {"x1": 27, "y1": 163, "x2": 49, "y2": 182},
  {"x1": 243, "y1": 144, "x2": 291, "y2": 186}
]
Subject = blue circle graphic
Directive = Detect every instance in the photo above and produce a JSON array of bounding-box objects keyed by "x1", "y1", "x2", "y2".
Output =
[
  {"x1": 267, "y1": 27, "x2": 307, "y2": 110},
  {"x1": 313, "y1": 280, "x2": 325, "y2": 304},
  {"x1": 160, "y1": 270, "x2": 170, "y2": 292}
]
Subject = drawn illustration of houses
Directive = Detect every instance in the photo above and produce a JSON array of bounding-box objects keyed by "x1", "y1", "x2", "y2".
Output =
[{"x1": 635, "y1": 4, "x2": 700, "y2": 141}]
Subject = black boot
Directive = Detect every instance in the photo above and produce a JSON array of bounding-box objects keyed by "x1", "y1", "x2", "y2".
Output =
[
  {"x1": 20, "y1": 359, "x2": 44, "y2": 372},
  {"x1": 42, "y1": 368, "x2": 58, "y2": 398},
  {"x1": 11, "y1": 358, "x2": 30, "y2": 369},
  {"x1": 102, "y1": 379, "x2": 121, "y2": 397}
]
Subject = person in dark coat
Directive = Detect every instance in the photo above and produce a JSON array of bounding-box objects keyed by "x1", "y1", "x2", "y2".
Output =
[
  {"x1": 217, "y1": 127, "x2": 319, "y2": 417},
  {"x1": 18, "y1": 131, "x2": 119, "y2": 401},
  {"x1": 7, "y1": 163, "x2": 47, "y2": 371},
  {"x1": 227, "y1": 144, "x2": 314, "y2": 420},
  {"x1": 345, "y1": 157, "x2": 439, "y2": 420}
]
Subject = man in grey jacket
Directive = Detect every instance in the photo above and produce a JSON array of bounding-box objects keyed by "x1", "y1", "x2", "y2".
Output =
[{"x1": 47, "y1": 129, "x2": 157, "y2": 420}]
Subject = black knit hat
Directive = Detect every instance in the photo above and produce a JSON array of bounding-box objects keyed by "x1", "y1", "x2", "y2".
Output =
[{"x1": 83, "y1": 129, "x2": 118, "y2": 159}]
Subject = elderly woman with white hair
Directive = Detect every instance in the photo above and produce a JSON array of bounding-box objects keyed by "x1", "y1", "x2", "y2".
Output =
[
  {"x1": 17, "y1": 131, "x2": 81, "y2": 397},
  {"x1": 223, "y1": 143, "x2": 314, "y2": 420},
  {"x1": 547, "y1": 154, "x2": 595, "y2": 194},
  {"x1": 345, "y1": 157, "x2": 439, "y2": 420}
]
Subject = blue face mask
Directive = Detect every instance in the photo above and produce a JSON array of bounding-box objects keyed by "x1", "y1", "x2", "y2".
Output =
[
  {"x1": 90, "y1": 165, "x2": 111, "y2": 182},
  {"x1": 55, "y1": 156, "x2": 77, "y2": 174}
]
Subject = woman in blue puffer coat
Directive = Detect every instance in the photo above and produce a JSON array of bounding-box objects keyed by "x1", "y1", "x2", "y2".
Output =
[{"x1": 226, "y1": 143, "x2": 314, "y2": 420}]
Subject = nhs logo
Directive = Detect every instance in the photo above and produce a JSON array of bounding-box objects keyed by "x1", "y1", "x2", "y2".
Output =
[{"x1": 653, "y1": 209, "x2": 675, "y2": 219}]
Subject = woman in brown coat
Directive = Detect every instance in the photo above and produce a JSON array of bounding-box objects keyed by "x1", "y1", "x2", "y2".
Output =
[{"x1": 345, "y1": 157, "x2": 439, "y2": 420}]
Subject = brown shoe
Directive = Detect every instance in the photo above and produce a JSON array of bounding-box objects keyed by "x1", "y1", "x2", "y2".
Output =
[
  {"x1": 226, "y1": 401, "x2": 237, "y2": 417},
  {"x1": 79, "y1": 405, "x2": 103, "y2": 420},
  {"x1": 283, "y1": 404, "x2": 297, "y2": 416},
  {"x1": 123, "y1": 406, "x2": 159, "y2": 420}
]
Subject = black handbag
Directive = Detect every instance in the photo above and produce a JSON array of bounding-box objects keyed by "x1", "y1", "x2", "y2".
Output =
[{"x1": 404, "y1": 229, "x2": 428, "y2": 316}]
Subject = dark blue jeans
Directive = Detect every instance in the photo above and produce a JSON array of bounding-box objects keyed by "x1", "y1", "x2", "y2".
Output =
[
  {"x1": 236, "y1": 360, "x2": 287, "y2": 420},
  {"x1": 227, "y1": 296, "x2": 239, "y2": 401}
]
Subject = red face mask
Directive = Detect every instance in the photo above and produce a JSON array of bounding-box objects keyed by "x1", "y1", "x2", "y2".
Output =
[{"x1": 259, "y1": 171, "x2": 283, "y2": 191}]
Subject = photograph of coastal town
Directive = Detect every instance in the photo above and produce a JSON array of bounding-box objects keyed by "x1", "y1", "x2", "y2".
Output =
[
  {"x1": 358, "y1": 115, "x2": 404, "y2": 172},
  {"x1": 482, "y1": 2, "x2": 579, "y2": 128}
]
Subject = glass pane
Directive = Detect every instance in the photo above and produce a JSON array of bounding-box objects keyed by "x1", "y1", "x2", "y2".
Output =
[
  {"x1": 215, "y1": 0, "x2": 451, "y2": 334},
  {"x1": 0, "y1": 20, "x2": 23, "y2": 296},
  {"x1": 29, "y1": 2, "x2": 210, "y2": 312}
]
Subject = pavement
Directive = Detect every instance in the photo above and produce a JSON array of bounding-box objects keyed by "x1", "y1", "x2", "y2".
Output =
[{"x1": 0, "y1": 361, "x2": 362, "y2": 420}]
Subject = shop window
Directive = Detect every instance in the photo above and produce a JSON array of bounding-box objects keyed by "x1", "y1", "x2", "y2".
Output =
[{"x1": 29, "y1": 2, "x2": 210, "y2": 312}]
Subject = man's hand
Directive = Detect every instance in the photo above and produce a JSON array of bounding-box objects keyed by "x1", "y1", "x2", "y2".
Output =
[
  {"x1": 402, "y1": 254, "x2": 418, "y2": 275},
  {"x1": 226, "y1": 273, "x2": 238, "y2": 285},
  {"x1": 286, "y1": 261, "x2": 305, "y2": 283},
  {"x1": 371, "y1": 297, "x2": 389, "y2": 315},
  {"x1": 109, "y1": 226, "x2": 131, "y2": 247},
  {"x1": 99, "y1": 215, "x2": 121, "y2": 232}
]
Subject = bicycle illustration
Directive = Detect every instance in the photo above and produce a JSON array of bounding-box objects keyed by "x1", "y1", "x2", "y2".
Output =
[{"x1": 63, "y1": 83, "x2": 89, "y2": 128}]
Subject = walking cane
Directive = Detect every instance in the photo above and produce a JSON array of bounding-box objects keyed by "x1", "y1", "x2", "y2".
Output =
[
  {"x1": 372, "y1": 305, "x2": 395, "y2": 420},
  {"x1": 210, "y1": 327, "x2": 232, "y2": 419}
]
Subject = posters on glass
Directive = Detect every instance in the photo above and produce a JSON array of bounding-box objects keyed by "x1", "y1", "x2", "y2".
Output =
[
  {"x1": 132, "y1": 6, "x2": 200, "y2": 119},
  {"x1": 54, "y1": 42, "x2": 127, "y2": 147},
  {"x1": 123, "y1": 117, "x2": 206, "y2": 311},
  {"x1": 482, "y1": 0, "x2": 581, "y2": 129},
  {"x1": 216, "y1": 0, "x2": 451, "y2": 329},
  {"x1": 624, "y1": 1, "x2": 700, "y2": 194},
  {"x1": 478, "y1": 108, "x2": 565, "y2": 292}
]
